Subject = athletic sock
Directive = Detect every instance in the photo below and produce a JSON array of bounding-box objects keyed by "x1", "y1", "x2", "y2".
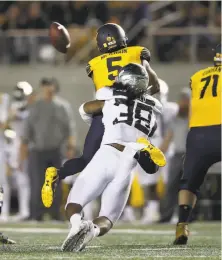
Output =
[
  {"x1": 148, "y1": 200, "x2": 159, "y2": 213},
  {"x1": 93, "y1": 224, "x2": 100, "y2": 237},
  {"x1": 70, "y1": 213, "x2": 81, "y2": 228},
  {"x1": 178, "y1": 205, "x2": 192, "y2": 223}
]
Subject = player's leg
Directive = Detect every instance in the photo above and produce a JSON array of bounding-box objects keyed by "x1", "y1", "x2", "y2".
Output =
[
  {"x1": 139, "y1": 166, "x2": 161, "y2": 224},
  {"x1": 60, "y1": 114, "x2": 104, "y2": 179},
  {"x1": 13, "y1": 168, "x2": 30, "y2": 220},
  {"x1": 61, "y1": 145, "x2": 119, "y2": 251},
  {"x1": 75, "y1": 147, "x2": 137, "y2": 251},
  {"x1": 0, "y1": 160, "x2": 10, "y2": 222},
  {"x1": 42, "y1": 115, "x2": 104, "y2": 208},
  {"x1": 174, "y1": 125, "x2": 221, "y2": 245},
  {"x1": 96, "y1": 152, "x2": 137, "y2": 234},
  {"x1": 12, "y1": 139, "x2": 30, "y2": 220},
  {"x1": 0, "y1": 186, "x2": 16, "y2": 244},
  {"x1": 136, "y1": 137, "x2": 166, "y2": 224},
  {"x1": 160, "y1": 154, "x2": 184, "y2": 223}
]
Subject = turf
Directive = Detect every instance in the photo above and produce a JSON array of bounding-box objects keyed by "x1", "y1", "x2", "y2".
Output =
[{"x1": 0, "y1": 222, "x2": 220, "y2": 260}]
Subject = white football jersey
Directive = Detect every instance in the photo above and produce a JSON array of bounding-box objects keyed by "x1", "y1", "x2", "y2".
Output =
[
  {"x1": 4, "y1": 138, "x2": 20, "y2": 169},
  {"x1": 0, "y1": 93, "x2": 10, "y2": 143},
  {"x1": 10, "y1": 102, "x2": 29, "y2": 138},
  {"x1": 101, "y1": 90, "x2": 162, "y2": 147}
]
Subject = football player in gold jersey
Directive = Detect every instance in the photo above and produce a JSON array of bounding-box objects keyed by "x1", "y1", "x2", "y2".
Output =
[
  {"x1": 174, "y1": 44, "x2": 221, "y2": 245},
  {"x1": 42, "y1": 23, "x2": 160, "y2": 209}
]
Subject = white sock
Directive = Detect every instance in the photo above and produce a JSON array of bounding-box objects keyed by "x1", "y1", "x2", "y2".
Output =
[
  {"x1": 147, "y1": 200, "x2": 159, "y2": 213},
  {"x1": 18, "y1": 185, "x2": 30, "y2": 217},
  {"x1": 70, "y1": 213, "x2": 81, "y2": 228},
  {"x1": 93, "y1": 224, "x2": 100, "y2": 237}
]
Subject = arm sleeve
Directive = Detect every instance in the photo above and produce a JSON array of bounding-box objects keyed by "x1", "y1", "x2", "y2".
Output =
[
  {"x1": 79, "y1": 103, "x2": 93, "y2": 125},
  {"x1": 140, "y1": 47, "x2": 151, "y2": 62}
]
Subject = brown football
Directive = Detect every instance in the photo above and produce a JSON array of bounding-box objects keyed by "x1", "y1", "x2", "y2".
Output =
[{"x1": 49, "y1": 22, "x2": 71, "y2": 54}]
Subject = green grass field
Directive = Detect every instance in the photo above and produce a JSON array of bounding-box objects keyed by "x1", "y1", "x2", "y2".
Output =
[{"x1": 0, "y1": 222, "x2": 220, "y2": 260}]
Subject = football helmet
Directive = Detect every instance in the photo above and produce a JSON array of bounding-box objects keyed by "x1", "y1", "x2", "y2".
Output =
[
  {"x1": 12, "y1": 81, "x2": 33, "y2": 111},
  {"x1": 96, "y1": 23, "x2": 128, "y2": 53},
  {"x1": 114, "y1": 63, "x2": 149, "y2": 99},
  {"x1": 213, "y1": 43, "x2": 221, "y2": 66}
]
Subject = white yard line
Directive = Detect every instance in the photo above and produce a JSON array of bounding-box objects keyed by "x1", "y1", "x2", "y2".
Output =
[
  {"x1": 0, "y1": 227, "x2": 198, "y2": 235},
  {"x1": 48, "y1": 245, "x2": 102, "y2": 250},
  {"x1": 132, "y1": 247, "x2": 190, "y2": 251},
  {"x1": 12, "y1": 256, "x2": 219, "y2": 260}
]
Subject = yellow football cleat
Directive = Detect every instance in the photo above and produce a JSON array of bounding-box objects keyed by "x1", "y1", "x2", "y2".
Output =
[
  {"x1": 41, "y1": 167, "x2": 59, "y2": 208},
  {"x1": 137, "y1": 137, "x2": 166, "y2": 167},
  {"x1": 173, "y1": 222, "x2": 189, "y2": 245}
]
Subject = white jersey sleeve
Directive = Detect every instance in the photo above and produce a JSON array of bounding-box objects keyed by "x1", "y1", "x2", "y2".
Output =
[{"x1": 96, "y1": 87, "x2": 113, "y2": 100}]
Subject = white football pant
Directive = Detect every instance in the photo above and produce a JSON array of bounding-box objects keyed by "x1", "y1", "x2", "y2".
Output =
[
  {"x1": 66, "y1": 145, "x2": 137, "y2": 224},
  {"x1": 1, "y1": 139, "x2": 30, "y2": 218}
]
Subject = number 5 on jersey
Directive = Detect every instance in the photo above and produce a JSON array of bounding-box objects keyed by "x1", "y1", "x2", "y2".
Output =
[{"x1": 107, "y1": 57, "x2": 122, "y2": 81}]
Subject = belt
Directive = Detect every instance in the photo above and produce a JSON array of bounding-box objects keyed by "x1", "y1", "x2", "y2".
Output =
[{"x1": 107, "y1": 143, "x2": 125, "y2": 152}]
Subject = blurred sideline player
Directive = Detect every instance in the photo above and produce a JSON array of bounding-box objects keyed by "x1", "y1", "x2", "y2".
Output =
[
  {"x1": 0, "y1": 92, "x2": 10, "y2": 221},
  {"x1": 60, "y1": 63, "x2": 166, "y2": 252},
  {"x1": 174, "y1": 44, "x2": 221, "y2": 245},
  {"x1": 138, "y1": 79, "x2": 178, "y2": 224},
  {"x1": 42, "y1": 23, "x2": 160, "y2": 208},
  {"x1": 0, "y1": 93, "x2": 16, "y2": 242},
  {"x1": 1, "y1": 82, "x2": 35, "y2": 221},
  {"x1": 0, "y1": 186, "x2": 16, "y2": 244}
]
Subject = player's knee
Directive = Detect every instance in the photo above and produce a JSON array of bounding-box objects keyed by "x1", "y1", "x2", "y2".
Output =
[
  {"x1": 135, "y1": 153, "x2": 159, "y2": 174},
  {"x1": 179, "y1": 178, "x2": 200, "y2": 196}
]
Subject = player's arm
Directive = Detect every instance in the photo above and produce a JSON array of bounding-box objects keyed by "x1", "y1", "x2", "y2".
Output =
[
  {"x1": 83, "y1": 100, "x2": 104, "y2": 115},
  {"x1": 159, "y1": 129, "x2": 173, "y2": 153},
  {"x1": 140, "y1": 48, "x2": 160, "y2": 95},
  {"x1": 79, "y1": 100, "x2": 104, "y2": 125},
  {"x1": 142, "y1": 59, "x2": 160, "y2": 95}
]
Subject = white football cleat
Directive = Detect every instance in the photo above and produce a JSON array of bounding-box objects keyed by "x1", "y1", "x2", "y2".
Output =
[
  {"x1": 61, "y1": 221, "x2": 90, "y2": 252},
  {"x1": 75, "y1": 220, "x2": 96, "y2": 252}
]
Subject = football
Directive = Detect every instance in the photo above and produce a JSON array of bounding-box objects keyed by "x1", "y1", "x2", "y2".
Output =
[{"x1": 49, "y1": 22, "x2": 71, "y2": 54}]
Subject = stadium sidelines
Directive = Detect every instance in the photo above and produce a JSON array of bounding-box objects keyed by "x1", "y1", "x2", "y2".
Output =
[{"x1": 0, "y1": 227, "x2": 198, "y2": 235}]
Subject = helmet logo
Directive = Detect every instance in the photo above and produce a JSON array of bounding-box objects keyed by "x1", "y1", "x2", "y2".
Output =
[
  {"x1": 214, "y1": 53, "x2": 222, "y2": 62},
  {"x1": 107, "y1": 36, "x2": 112, "y2": 42}
]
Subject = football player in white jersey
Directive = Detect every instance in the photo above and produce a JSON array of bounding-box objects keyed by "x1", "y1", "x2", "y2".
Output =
[
  {"x1": 1, "y1": 82, "x2": 35, "y2": 221},
  {"x1": 138, "y1": 80, "x2": 178, "y2": 224},
  {"x1": 58, "y1": 63, "x2": 166, "y2": 252},
  {"x1": 0, "y1": 92, "x2": 10, "y2": 222}
]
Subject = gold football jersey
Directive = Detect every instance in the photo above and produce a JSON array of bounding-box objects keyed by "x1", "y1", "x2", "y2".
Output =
[
  {"x1": 86, "y1": 46, "x2": 150, "y2": 91},
  {"x1": 189, "y1": 65, "x2": 221, "y2": 127}
]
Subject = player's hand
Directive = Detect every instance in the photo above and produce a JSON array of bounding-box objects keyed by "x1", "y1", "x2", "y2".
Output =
[{"x1": 151, "y1": 79, "x2": 160, "y2": 95}]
